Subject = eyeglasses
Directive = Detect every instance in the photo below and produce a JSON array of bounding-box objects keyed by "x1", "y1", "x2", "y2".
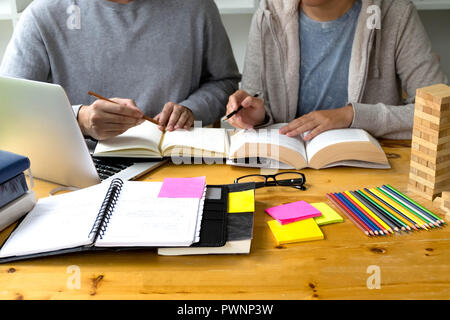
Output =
[{"x1": 234, "y1": 172, "x2": 306, "y2": 190}]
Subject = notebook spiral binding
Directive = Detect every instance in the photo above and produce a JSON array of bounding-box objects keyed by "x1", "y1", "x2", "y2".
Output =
[{"x1": 88, "y1": 178, "x2": 124, "y2": 241}]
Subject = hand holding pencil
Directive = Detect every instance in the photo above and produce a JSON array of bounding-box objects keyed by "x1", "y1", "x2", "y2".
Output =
[
  {"x1": 78, "y1": 92, "x2": 146, "y2": 141},
  {"x1": 226, "y1": 90, "x2": 265, "y2": 130}
]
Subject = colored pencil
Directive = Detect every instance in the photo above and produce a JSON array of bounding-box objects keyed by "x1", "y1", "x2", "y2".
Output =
[
  {"x1": 384, "y1": 185, "x2": 445, "y2": 224},
  {"x1": 330, "y1": 185, "x2": 445, "y2": 237},
  {"x1": 335, "y1": 193, "x2": 382, "y2": 235},
  {"x1": 334, "y1": 192, "x2": 378, "y2": 235},
  {"x1": 363, "y1": 189, "x2": 418, "y2": 230},
  {"x1": 370, "y1": 188, "x2": 429, "y2": 230},
  {"x1": 343, "y1": 191, "x2": 392, "y2": 234},
  {"x1": 377, "y1": 186, "x2": 438, "y2": 228},
  {"x1": 327, "y1": 194, "x2": 371, "y2": 236},
  {"x1": 363, "y1": 189, "x2": 416, "y2": 231},
  {"x1": 371, "y1": 187, "x2": 429, "y2": 228},
  {"x1": 355, "y1": 190, "x2": 408, "y2": 231},
  {"x1": 381, "y1": 185, "x2": 441, "y2": 226},
  {"x1": 350, "y1": 191, "x2": 400, "y2": 233}
]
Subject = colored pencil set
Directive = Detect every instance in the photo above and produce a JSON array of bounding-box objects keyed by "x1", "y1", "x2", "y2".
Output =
[{"x1": 326, "y1": 185, "x2": 446, "y2": 237}]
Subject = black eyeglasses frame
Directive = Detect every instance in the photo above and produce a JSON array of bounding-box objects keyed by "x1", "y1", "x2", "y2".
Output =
[{"x1": 234, "y1": 172, "x2": 307, "y2": 190}]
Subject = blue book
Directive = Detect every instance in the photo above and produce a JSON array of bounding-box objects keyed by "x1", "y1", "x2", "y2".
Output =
[
  {"x1": 0, "y1": 173, "x2": 28, "y2": 208},
  {"x1": 0, "y1": 151, "x2": 31, "y2": 208}
]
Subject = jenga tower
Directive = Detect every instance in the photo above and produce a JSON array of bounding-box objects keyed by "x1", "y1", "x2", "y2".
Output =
[{"x1": 409, "y1": 84, "x2": 450, "y2": 200}]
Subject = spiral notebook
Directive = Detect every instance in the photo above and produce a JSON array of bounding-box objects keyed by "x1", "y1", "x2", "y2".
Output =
[{"x1": 0, "y1": 179, "x2": 206, "y2": 262}]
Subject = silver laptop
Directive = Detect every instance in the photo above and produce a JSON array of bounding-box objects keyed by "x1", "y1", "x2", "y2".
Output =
[{"x1": 0, "y1": 76, "x2": 167, "y2": 188}]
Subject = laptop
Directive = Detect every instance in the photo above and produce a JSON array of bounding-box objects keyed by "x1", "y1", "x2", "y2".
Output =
[{"x1": 0, "y1": 76, "x2": 168, "y2": 188}]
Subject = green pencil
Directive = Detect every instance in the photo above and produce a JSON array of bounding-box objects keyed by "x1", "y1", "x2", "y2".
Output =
[
  {"x1": 376, "y1": 187, "x2": 436, "y2": 228},
  {"x1": 355, "y1": 189, "x2": 409, "y2": 231},
  {"x1": 385, "y1": 185, "x2": 445, "y2": 224}
]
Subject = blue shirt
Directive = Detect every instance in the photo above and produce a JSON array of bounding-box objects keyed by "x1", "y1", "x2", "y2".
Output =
[{"x1": 298, "y1": 0, "x2": 361, "y2": 117}]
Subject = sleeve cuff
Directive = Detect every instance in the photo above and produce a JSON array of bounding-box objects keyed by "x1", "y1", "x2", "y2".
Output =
[
  {"x1": 72, "y1": 104, "x2": 83, "y2": 119},
  {"x1": 349, "y1": 102, "x2": 378, "y2": 131},
  {"x1": 178, "y1": 99, "x2": 220, "y2": 127}
]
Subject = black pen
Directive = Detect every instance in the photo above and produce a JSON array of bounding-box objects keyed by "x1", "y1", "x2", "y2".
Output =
[{"x1": 225, "y1": 94, "x2": 260, "y2": 120}]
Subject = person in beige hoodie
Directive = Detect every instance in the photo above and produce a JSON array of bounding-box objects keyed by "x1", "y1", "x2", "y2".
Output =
[{"x1": 226, "y1": 0, "x2": 447, "y2": 140}]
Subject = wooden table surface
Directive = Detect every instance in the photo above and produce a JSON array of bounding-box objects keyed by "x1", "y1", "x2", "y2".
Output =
[{"x1": 0, "y1": 141, "x2": 449, "y2": 300}]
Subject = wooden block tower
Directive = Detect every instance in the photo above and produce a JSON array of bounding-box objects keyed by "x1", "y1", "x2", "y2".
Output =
[{"x1": 409, "y1": 84, "x2": 450, "y2": 200}]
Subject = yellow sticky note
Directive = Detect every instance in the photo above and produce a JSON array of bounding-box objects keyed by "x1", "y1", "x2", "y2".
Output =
[
  {"x1": 311, "y1": 203, "x2": 343, "y2": 226},
  {"x1": 228, "y1": 189, "x2": 255, "y2": 213},
  {"x1": 267, "y1": 218, "x2": 324, "y2": 245}
]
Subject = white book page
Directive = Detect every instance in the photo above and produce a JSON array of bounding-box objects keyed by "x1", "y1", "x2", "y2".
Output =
[
  {"x1": 161, "y1": 128, "x2": 227, "y2": 155},
  {"x1": 95, "y1": 182, "x2": 202, "y2": 247},
  {"x1": 0, "y1": 184, "x2": 110, "y2": 258},
  {"x1": 305, "y1": 129, "x2": 370, "y2": 160},
  {"x1": 94, "y1": 121, "x2": 163, "y2": 155},
  {"x1": 229, "y1": 127, "x2": 307, "y2": 161}
]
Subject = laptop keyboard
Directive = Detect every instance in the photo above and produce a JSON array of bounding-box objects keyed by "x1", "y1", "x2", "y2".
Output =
[{"x1": 92, "y1": 158, "x2": 134, "y2": 181}]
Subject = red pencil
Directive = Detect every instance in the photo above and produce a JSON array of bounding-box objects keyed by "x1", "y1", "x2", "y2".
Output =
[
  {"x1": 340, "y1": 192, "x2": 389, "y2": 235},
  {"x1": 327, "y1": 194, "x2": 371, "y2": 236}
]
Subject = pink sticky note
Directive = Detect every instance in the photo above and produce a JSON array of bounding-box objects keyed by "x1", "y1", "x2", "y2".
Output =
[
  {"x1": 158, "y1": 176, "x2": 206, "y2": 198},
  {"x1": 265, "y1": 201, "x2": 322, "y2": 225}
]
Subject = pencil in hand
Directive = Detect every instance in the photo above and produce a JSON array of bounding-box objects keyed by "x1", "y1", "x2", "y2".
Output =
[
  {"x1": 87, "y1": 91, "x2": 162, "y2": 127},
  {"x1": 225, "y1": 94, "x2": 259, "y2": 121},
  {"x1": 225, "y1": 106, "x2": 243, "y2": 120}
]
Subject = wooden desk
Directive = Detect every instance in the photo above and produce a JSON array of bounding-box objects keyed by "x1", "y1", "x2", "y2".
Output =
[{"x1": 0, "y1": 141, "x2": 449, "y2": 300}]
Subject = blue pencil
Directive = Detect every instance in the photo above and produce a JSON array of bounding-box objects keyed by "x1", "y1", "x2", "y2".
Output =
[{"x1": 335, "y1": 193, "x2": 383, "y2": 235}]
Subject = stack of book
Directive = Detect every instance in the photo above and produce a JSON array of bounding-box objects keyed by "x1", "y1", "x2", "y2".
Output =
[{"x1": 0, "y1": 151, "x2": 36, "y2": 231}]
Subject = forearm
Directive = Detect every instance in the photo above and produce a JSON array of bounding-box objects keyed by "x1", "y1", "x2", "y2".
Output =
[
  {"x1": 350, "y1": 102, "x2": 414, "y2": 139},
  {"x1": 180, "y1": 78, "x2": 239, "y2": 126}
]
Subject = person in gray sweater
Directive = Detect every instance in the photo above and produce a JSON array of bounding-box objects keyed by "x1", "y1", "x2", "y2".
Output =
[
  {"x1": 0, "y1": 0, "x2": 241, "y2": 140},
  {"x1": 226, "y1": 0, "x2": 447, "y2": 140}
]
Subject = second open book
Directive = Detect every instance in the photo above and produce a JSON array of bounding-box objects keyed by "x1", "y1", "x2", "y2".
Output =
[{"x1": 93, "y1": 122, "x2": 390, "y2": 169}]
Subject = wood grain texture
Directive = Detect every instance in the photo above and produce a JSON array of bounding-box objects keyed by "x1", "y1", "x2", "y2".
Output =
[{"x1": 0, "y1": 141, "x2": 448, "y2": 300}]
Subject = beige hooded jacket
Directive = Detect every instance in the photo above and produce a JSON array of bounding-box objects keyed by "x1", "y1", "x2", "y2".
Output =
[{"x1": 241, "y1": 0, "x2": 448, "y2": 139}]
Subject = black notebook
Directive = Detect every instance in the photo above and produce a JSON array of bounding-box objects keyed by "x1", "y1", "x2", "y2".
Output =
[
  {"x1": 0, "y1": 179, "x2": 207, "y2": 263},
  {"x1": 158, "y1": 183, "x2": 255, "y2": 256}
]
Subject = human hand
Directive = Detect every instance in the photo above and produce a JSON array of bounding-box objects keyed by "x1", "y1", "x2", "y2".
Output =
[
  {"x1": 226, "y1": 90, "x2": 266, "y2": 129},
  {"x1": 78, "y1": 98, "x2": 144, "y2": 140},
  {"x1": 279, "y1": 105, "x2": 354, "y2": 141},
  {"x1": 154, "y1": 102, "x2": 194, "y2": 132}
]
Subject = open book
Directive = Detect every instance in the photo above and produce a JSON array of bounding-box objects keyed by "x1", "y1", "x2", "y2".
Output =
[
  {"x1": 93, "y1": 122, "x2": 389, "y2": 170},
  {"x1": 0, "y1": 180, "x2": 205, "y2": 262},
  {"x1": 94, "y1": 121, "x2": 228, "y2": 159}
]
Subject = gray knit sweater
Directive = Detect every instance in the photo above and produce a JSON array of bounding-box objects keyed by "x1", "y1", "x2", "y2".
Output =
[{"x1": 0, "y1": 0, "x2": 241, "y2": 126}]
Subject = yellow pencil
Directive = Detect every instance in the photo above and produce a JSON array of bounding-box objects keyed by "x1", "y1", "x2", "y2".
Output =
[
  {"x1": 345, "y1": 191, "x2": 393, "y2": 234},
  {"x1": 360, "y1": 189, "x2": 415, "y2": 231},
  {"x1": 370, "y1": 188, "x2": 429, "y2": 230}
]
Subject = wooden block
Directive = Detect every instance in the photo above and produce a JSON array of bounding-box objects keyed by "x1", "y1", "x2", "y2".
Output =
[{"x1": 443, "y1": 191, "x2": 450, "y2": 202}]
